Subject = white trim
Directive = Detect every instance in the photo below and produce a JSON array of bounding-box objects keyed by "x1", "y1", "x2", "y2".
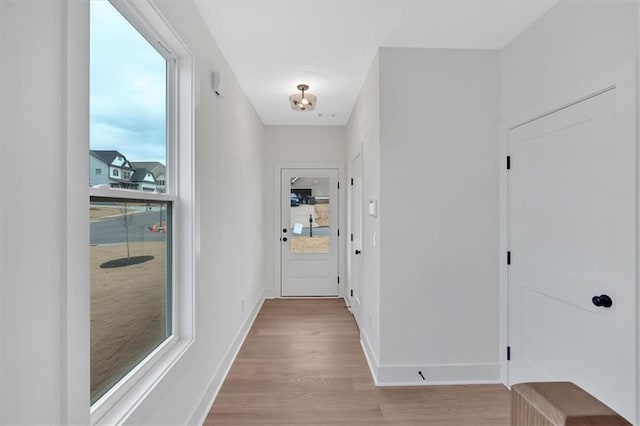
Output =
[
  {"x1": 266, "y1": 296, "x2": 342, "y2": 300},
  {"x1": 501, "y1": 60, "x2": 636, "y2": 131},
  {"x1": 189, "y1": 295, "x2": 265, "y2": 425},
  {"x1": 636, "y1": 53, "x2": 640, "y2": 426},
  {"x1": 0, "y1": 0, "x2": 4, "y2": 418},
  {"x1": 264, "y1": 289, "x2": 278, "y2": 299},
  {"x1": 498, "y1": 122, "x2": 509, "y2": 386},
  {"x1": 87, "y1": 0, "x2": 196, "y2": 423},
  {"x1": 272, "y1": 161, "x2": 346, "y2": 298},
  {"x1": 110, "y1": 0, "x2": 178, "y2": 62},
  {"x1": 89, "y1": 186, "x2": 175, "y2": 202},
  {"x1": 636, "y1": 14, "x2": 640, "y2": 421},
  {"x1": 360, "y1": 330, "x2": 379, "y2": 386},
  {"x1": 375, "y1": 364, "x2": 501, "y2": 386},
  {"x1": 509, "y1": 86, "x2": 615, "y2": 131},
  {"x1": 361, "y1": 330, "x2": 498, "y2": 386},
  {"x1": 63, "y1": 1, "x2": 90, "y2": 423},
  {"x1": 498, "y1": 61, "x2": 638, "y2": 400},
  {"x1": 346, "y1": 146, "x2": 363, "y2": 322},
  {"x1": 93, "y1": 336, "x2": 187, "y2": 424}
]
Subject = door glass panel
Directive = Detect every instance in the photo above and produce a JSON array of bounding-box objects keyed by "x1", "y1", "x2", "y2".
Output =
[{"x1": 289, "y1": 176, "x2": 330, "y2": 253}]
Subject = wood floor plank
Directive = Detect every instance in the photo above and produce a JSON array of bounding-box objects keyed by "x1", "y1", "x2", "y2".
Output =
[{"x1": 204, "y1": 299, "x2": 510, "y2": 425}]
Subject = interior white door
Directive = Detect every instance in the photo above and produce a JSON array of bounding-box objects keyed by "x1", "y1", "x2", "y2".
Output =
[
  {"x1": 349, "y1": 154, "x2": 363, "y2": 320},
  {"x1": 508, "y1": 88, "x2": 636, "y2": 422},
  {"x1": 281, "y1": 168, "x2": 339, "y2": 296}
]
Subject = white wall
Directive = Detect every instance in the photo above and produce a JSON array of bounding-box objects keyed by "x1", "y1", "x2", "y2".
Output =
[
  {"x1": 263, "y1": 126, "x2": 347, "y2": 297},
  {"x1": 500, "y1": 1, "x2": 638, "y2": 120},
  {"x1": 1, "y1": 1, "x2": 71, "y2": 423},
  {"x1": 1, "y1": 0, "x2": 266, "y2": 424},
  {"x1": 377, "y1": 48, "x2": 500, "y2": 383},
  {"x1": 346, "y1": 54, "x2": 382, "y2": 364}
]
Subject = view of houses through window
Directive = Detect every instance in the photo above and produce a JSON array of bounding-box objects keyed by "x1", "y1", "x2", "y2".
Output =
[
  {"x1": 90, "y1": 150, "x2": 166, "y2": 192},
  {"x1": 89, "y1": 0, "x2": 173, "y2": 405}
]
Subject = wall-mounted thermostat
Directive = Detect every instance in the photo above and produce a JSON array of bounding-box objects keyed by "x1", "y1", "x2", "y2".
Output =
[{"x1": 368, "y1": 200, "x2": 377, "y2": 217}]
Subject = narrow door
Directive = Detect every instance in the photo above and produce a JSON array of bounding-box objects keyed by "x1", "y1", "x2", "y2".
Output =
[
  {"x1": 349, "y1": 154, "x2": 363, "y2": 320},
  {"x1": 281, "y1": 168, "x2": 339, "y2": 296},
  {"x1": 508, "y1": 88, "x2": 636, "y2": 422}
]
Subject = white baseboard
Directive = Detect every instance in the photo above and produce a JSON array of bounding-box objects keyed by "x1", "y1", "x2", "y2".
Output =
[
  {"x1": 263, "y1": 289, "x2": 278, "y2": 299},
  {"x1": 360, "y1": 331, "x2": 499, "y2": 386},
  {"x1": 188, "y1": 294, "x2": 264, "y2": 425},
  {"x1": 360, "y1": 329, "x2": 380, "y2": 386},
  {"x1": 376, "y1": 363, "x2": 501, "y2": 386}
]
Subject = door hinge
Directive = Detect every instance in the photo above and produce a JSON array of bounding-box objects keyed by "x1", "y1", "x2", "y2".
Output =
[
  {"x1": 507, "y1": 346, "x2": 511, "y2": 361},
  {"x1": 337, "y1": 276, "x2": 340, "y2": 284},
  {"x1": 351, "y1": 178, "x2": 354, "y2": 185},
  {"x1": 506, "y1": 156, "x2": 511, "y2": 170},
  {"x1": 350, "y1": 289, "x2": 353, "y2": 297},
  {"x1": 337, "y1": 182, "x2": 340, "y2": 189},
  {"x1": 507, "y1": 251, "x2": 511, "y2": 265},
  {"x1": 350, "y1": 233, "x2": 354, "y2": 241},
  {"x1": 337, "y1": 229, "x2": 340, "y2": 237}
]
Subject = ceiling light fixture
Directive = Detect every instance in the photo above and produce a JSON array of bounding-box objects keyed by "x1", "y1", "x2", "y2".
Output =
[{"x1": 289, "y1": 84, "x2": 316, "y2": 111}]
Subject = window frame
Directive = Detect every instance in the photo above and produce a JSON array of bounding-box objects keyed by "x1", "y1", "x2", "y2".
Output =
[{"x1": 87, "y1": 1, "x2": 195, "y2": 423}]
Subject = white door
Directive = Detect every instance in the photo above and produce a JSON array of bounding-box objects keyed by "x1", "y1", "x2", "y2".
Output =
[
  {"x1": 281, "y1": 168, "x2": 339, "y2": 296},
  {"x1": 508, "y1": 88, "x2": 636, "y2": 422},
  {"x1": 349, "y1": 154, "x2": 363, "y2": 320}
]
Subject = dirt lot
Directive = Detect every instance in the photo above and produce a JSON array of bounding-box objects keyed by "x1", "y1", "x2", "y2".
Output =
[
  {"x1": 90, "y1": 241, "x2": 167, "y2": 403},
  {"x1": 288, "y1": 204, "x2": 331, "y2": 252},
  {"x1": 290, "y1": 236, "x2": 330, "y2": 252},
  {"x1": 313, "y1": 203, "x2": 329, "y2": 227}
]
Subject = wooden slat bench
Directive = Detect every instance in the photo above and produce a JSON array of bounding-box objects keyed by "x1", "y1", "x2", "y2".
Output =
[{"x1": 511, "y1": 382, "x2": 631, "y2": 426}]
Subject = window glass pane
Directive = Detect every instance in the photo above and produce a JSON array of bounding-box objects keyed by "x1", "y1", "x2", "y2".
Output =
[
  {"x1": 90, "y1": 0, "x2": 167, "y2": 192},
  {"x1": 90, "y1": 199, "x2": 171, "y2": 404},
  {"x1": 289, "y1": 177, "x2": 330, "y2": 253},
  {"x1": 89, "y1": 0, "x2": 172, "y2": 405}
]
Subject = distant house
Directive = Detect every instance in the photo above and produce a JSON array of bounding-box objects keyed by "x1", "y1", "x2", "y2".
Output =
[
  {"x1": 131, "y1": 161, "x2": 166, "y2": 192},
  {"x1": 130, "y1": 168, "x2": 157, "y2": 192},
  {"x1": 90, "y1": 150, "x2": 137, "y2": 189}
]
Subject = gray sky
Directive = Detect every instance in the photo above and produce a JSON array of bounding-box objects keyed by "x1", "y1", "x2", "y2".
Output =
[{"x1": 90, "y1": 0, "x2": 166, "y2": 164}]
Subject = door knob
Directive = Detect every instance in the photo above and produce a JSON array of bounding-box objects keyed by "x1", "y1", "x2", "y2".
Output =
[
  {"x1": 355, "y1": 250, "x2": 361, "y2": 255},
  {"x1": 282, "y1": 237, "x2": 288, "y2": 242},
  {"x1": 592, "y1": 294, "x2": 613, "y2": 308}
]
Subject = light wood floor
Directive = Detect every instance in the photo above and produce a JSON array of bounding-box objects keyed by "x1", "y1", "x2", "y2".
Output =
[{"x1": 204, "y1": 299, "x2": 510, "y2": 425}]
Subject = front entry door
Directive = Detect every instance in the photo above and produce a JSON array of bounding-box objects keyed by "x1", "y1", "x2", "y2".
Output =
[
  {"x1": 508, "y1": 88, "x2": 637, "y2": 422},
  {"x1": 281, "y1": 168, "x2": 339, "y2": 296}
]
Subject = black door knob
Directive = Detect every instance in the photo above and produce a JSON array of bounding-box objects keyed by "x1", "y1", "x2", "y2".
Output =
[
  {"x1": 600, "y1": 294, "x2": 613, "y2": 308},
  {"x1": 592, "y1": 294, "x2": 613, "y2": 308},
  {"x1": 355, "y1": 250, "x2": 361, "y2": 255},
  {"x1": 282, "y1": 228, "x2": 287, "y2": 233},
  {"x1": 282, "y1": 237, "x2": 288, "y2": 242}
]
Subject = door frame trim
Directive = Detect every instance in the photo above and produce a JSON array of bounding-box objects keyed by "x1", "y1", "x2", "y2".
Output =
[
  {"x1": 498, "y1": 61, "x2": 638, "y2": 391},
  {"x1": 273, "y1": 162, "x2": 346, "y2": 299},
  {"x1": 347, "y1": 148, "x2": 363, "y2": 322}
]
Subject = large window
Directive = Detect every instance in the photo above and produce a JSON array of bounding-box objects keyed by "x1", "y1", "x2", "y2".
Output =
[{"x1": 89, "y1": 0, "x2": 175, "y2": 408}]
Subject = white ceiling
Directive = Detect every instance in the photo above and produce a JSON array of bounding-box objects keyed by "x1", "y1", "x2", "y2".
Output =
[{"x1": 195, "y1": 0, "x2": 557, "y2": 126}]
